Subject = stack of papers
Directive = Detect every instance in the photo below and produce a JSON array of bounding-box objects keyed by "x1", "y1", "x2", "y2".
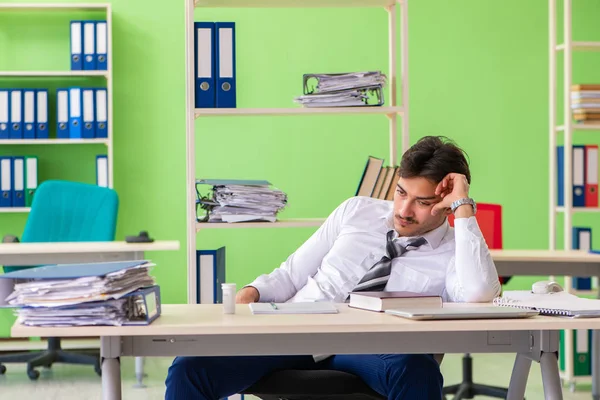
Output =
[
  {"x1": 294, "y1": 71, "x2": 387, "y2": 108},
  {"x1": 1, "y1": 260, "x2": 158, "y2": 327},
  {"x1": 196, "y1": 179, "x2": 287, "y2": 223}
]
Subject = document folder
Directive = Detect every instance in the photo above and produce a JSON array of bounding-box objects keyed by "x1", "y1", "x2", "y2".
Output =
[
  {"x1": 83, "y1": 21, "x2": 96, "y2": 70},
  {"x1": 9, "y1": 89, "x2": 22, "y2": 139},
  {"x1": 0, "y1": 157, "x2": 12, "y2": 207},
  {"x1": 96, "y1": 21, "x2": 108, "y2": 70},
  {"x1": 95, "y1": 88, "x2": 108, "y2": 138},
  {"x1": 35, "y1": 89, "x2": 48, "y2": 139},
  {"x1": 82, "y1": 88, "x2": 95, "y2": 138},
  {"x1": 69, "y1": 87, "x2": 82, "y2": 139},
  {"x1": 12, "y1": 156, "x2": 24, "y2": 208},
  {"x1": 24, "y1": 156, "x2": 37, "y2": 207},
  {"x1": 70, "y1": 21, "x2": 83, "y2": 70},
  {"x1": 194, "y1": 22, "x2": 216, "y2": 108},
  {"x1": 23, "y1": 90, "x2": 35, "y2": 139},
  {"x1": 0, "y1": 90, "x2": 8, "y2": 139},
  {"x1": 56, "y1": 89, "x2": 69, "y2": 139},
  {"x1": 215, "y1": 22, "x2": 236, "y2": 108}
]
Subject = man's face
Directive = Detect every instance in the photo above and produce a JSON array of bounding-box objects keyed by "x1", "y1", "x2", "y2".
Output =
[{"x1": 392, "y1": 176, "x2": 448, "y2": 237}]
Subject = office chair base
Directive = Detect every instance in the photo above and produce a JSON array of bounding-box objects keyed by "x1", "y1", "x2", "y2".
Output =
[{"x1": 443, "y1": 382, "x2": 510, "y2": 400}]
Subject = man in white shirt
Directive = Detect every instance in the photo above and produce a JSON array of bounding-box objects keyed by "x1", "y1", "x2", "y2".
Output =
[{"x1": 165, "y1": 136, "x2": 502, "y2": 400}]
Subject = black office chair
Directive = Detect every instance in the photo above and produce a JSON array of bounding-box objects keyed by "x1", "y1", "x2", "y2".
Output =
[
  {"x1": 242, "y1": 354, "x2": 445, "y2": 400},
  {"x1": 242, "y1": 369, "x2": 385, "y2": 400}
]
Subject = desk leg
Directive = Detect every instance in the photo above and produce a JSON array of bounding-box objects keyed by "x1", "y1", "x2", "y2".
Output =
[
  {"x1": 540, "y1": 352, "x2": 564, "y2": 400},
  {"x1": 101, "y1": 337, "x2": 122, "y2": 400},
  {"x1": 507, "y1": 353, "x2": 531, "y2": 400}
]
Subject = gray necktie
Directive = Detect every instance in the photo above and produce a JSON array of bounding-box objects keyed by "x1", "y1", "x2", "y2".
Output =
[{"x1": 352, "y1": 230, "x2": 427, "y2": 292}]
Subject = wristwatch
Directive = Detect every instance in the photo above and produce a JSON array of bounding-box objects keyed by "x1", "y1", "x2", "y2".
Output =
[{"x1": 450, "y1": 197, "x2": 477, "y2": 214}]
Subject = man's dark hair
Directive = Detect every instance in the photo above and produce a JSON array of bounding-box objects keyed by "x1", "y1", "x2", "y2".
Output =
[{"x1": 398, "y1": 136, "x2": 471, "y2": 184}]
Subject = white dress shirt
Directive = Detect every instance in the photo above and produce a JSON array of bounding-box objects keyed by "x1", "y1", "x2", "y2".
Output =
[{"x1": 248, "y1": 196, "x2": 502, "y2": 304}]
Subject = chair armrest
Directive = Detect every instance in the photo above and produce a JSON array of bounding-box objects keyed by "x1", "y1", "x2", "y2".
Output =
[{"x1": 2, "y1": 234, "x2": 20, "y2": 243}]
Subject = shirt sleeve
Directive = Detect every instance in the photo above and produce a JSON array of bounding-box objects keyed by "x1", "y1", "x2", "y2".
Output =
[
  {"x1": 445, "y1": 216, "x2": 502, "y2": 302},
  {"x1": 246, "y1": 198, "x2": 352, "y2": 303}
]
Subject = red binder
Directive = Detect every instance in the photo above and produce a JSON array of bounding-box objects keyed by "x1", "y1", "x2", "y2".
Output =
[{"x1": 585, "y1": 144, "x2": 598, "y2": 207}]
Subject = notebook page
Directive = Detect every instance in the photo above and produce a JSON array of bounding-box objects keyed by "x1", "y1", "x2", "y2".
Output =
[{"x1": 494, "y1": 291, "x2": 600, "y2": 315}]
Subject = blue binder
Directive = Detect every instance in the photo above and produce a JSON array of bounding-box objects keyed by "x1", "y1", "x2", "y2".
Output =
[
  {"x1": 69, "y1": 87, "x2": 82, "y2": 139},
  {"x1": 96, "y1": 21, "x2": 108, "y2": 70},
  {"x1": 56, "y1": 89, "x2": 70, "y2": 139},
  {"x1": 83, "y1": 20, "x2": 96, "y2": 70},
  {"x1": 35, "y1": 89, "x2": 48, "y2": 139},
  {"x1": 9, "y1": 89, "x2": 22, "y2": 139},
  {"x1": 0, "y1": 89, "x2": 8, "y2": 139},
  {"x1": 82, "y1": 88, "x2": 95, "y2": 138},
  {"x1": 22, "y1": 89, "x2": 36, "y2": 139},
  {"x1": 70, "y1": 21, "x2": 83, "y2": 70},
  {"x1": 0, "y1": 157, "x2": 12, "y2": 207},
  {"x1": 573, "y1": 145, "x2": 586, "y2": 207},
  {"x1": 194, "y1": 22, "x2": 216, "y2": 108},
  {"x1": 95, "y1": 88, "x2": 108, "y2": 138},
  {"x1": 11, "y1": 157, "x2": 25, "y2": 208},
  {"x1": 196, "y1": 247, "x2": 225, "y2": 304},
  {"x1": 215, "y1": 22, "x2": 236, "y2": 108},
  {"x1": 573, "y1": 227, "x2": 593, "y2": 290}
]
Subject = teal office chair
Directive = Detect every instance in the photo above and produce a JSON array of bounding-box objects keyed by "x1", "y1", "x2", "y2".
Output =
[{"x1": 0, "y1": 180, "x2": 118, "y2": 380}]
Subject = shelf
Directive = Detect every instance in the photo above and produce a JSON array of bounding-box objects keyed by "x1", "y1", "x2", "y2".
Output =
[
  {"x1": 195, "y1": 106, "x2": 403, "y2": 118},
  {"x1": 0, "y1": 207, "x2": 30, "y2": 213},
  {"x1": 195, "y1": 0, "x2": 398, "y2": 8},
  {"x1": 0, "y1": 71, "x2": 108, "y2": 78},
  {"x1": 556, "y1": 123, "x2": 600, "y2": 131},
  {"x1": 556, "y1": 41, "x2": 600, "y2": 51},
  {"x1": 0, "y1": 139, "x2": 108, "y2": 145},
  {"x1": 556, "y1": 206, "x2": 600, "y2": 213},
  {"x1": 0, "y1": 3, "x2": 109, "y2": 11},
  {"x1": 196, "y1": 218, "x2": 325, "y2": 230}
]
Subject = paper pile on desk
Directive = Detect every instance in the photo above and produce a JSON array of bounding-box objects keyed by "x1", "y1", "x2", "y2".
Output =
[
  {"x1": 1, "y1": 260, "x2": 158, "y2": 327},
  {"x1": 196, "y1": 179, "x2": 287, "y2": 223},
  {"x1": 294, "y1": 71, "x2": 386, "y2": 108}
]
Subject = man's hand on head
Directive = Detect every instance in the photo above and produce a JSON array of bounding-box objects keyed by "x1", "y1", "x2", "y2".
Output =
[
  {"x1": 431, "y1": 173, "x2": 472, "y2": 218},
  {"x1": 235, "y1": 286, "x2": 260, "y2": 304}
]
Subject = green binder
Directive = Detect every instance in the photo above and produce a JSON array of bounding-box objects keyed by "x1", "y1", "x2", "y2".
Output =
[
  {"x1": 560, "y1": 329, "x2": 591, "y2": 376},
  {"x1": 24, "y1": 156, "x2": 37, "y2": 207}
]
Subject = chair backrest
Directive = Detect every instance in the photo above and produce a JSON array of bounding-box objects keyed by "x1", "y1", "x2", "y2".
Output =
[
  {"x1": 4, "y1": 180, "x2": 119, "y2": 272},
  {"x1": 447, "y1": 203, "x2": 502, "y2": 249}
]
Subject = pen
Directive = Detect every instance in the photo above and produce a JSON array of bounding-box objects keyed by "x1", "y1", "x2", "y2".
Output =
[{"x1": 270, "y1": 302, "x2": 278, "y2": 310}]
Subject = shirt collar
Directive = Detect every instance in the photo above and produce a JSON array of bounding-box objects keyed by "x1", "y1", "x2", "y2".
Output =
[{"x1": 383, "y1": 210, "x2": 449, "y2": 250}]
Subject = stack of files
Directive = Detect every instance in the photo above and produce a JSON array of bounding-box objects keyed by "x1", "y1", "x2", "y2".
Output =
[
  {"x1": 193, "y1": 22, "x2": 236, "y2": 108},
  {"x1": 0, "y1": 156, "x2": 38, "y2": 208},
  {"x1": 196, "y1": 179, "x2": 287, "y2": 223},
  {"x1": 571, "y1": 84, "x2": 600, "y2": 123},
  {"x1": 57, "y1": 87, "x2": 108, "y2": 139},
  {"x1": 493, "y1": 290, "x2": 600, "y2": 317},
  {"x1": 557, "y1": 144, "x2": 597, "y2": 207},
  {"x1": 0, "y1": 260, "x2": 161, "y2": 327},
  {"x1": 294, "y1": 71, "x2": 386, "y2": 108},
  {"x1": 0, "y1": 89, "x2": 48, "y2": 139},
  {"x1": 70, "y1": 20, "x2": 108, "y2": 71},
  {"x1": 355, "y1": 156, "x2": 398, "y2": 200}
]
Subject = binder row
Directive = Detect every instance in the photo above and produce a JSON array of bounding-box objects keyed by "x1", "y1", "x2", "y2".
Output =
[
  {"x1": 70, "y1": 20, "x2": 108, "y2": 71},
  {"x1": 0, "y1": 89, "x2": 48, "y2": 139},
  {"x1": 557, "y1": 144, "x2": 598, "y2": 208},
  {"x1": 194, "y1": 22, "x2": 236, "y2": 108},
  {"x1": 0, "y1": 156, "x2": 38, "y2": 208},
  {"x1": 57, "y1": 87, "x2": 108, "y2": 139}
]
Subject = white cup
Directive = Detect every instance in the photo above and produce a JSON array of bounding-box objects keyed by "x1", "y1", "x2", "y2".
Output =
[{"x1": 222, "y1": 283, "x2": 237, "y2": 314}]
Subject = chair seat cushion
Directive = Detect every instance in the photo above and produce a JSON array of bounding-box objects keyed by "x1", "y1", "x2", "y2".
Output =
[{"x1": 242, "y1": 369, "x2": 386, "y2": 400}]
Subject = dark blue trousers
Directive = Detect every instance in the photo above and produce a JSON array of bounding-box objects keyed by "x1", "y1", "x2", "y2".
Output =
[{"x1": 164, "y1": 353, "x2": 443, "y2": 400}]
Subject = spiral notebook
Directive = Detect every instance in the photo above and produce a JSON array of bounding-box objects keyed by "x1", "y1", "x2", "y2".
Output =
[{"x1": 493, "y1": 290, "x2": 600, "y2": 318}]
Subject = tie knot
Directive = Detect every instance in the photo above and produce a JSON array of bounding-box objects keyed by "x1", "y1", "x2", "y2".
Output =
[{"x1": 386, "y1": 230, "x2": 426, "y2": 258}]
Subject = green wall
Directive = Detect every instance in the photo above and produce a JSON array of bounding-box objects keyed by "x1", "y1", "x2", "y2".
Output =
[{"x1": 0, "y1": 0, "x2": 599, "y2": 335}]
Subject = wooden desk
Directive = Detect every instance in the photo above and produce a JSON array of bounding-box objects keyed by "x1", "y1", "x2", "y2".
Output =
[
  {"x1": 12, "y1": 303, "x2": 600, "y2": 400},
  {"x1": 491, "y1": 249, "x2": 600, "y2": 398},
  {"x1": 0, "y1": 240, "x2": 180, "y2": 387}
]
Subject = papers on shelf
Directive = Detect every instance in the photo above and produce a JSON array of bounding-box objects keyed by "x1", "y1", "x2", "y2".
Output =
[
  {"x1": 294, "y1": 71, "x2": 387, "y2": 108},
  {"x1": 196, "y1": 179, "x2": 287, "y2": 223}
]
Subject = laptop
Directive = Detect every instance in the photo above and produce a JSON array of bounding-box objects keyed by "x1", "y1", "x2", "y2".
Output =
[{"x1": 384, "y1": 306, "x2": 539, "y2": 320}]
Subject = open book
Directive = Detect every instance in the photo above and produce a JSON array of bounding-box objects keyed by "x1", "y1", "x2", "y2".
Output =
[{"x1": 493, "y1": 290, "x2": 600, "y2": 317}]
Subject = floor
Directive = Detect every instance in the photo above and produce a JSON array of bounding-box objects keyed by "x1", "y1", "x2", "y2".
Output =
[{"x1": 0, "y1": 353, "x2": 595, "y2": 399}]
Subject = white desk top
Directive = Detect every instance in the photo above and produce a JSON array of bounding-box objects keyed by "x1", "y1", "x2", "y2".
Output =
[
  {"x1": 11, "y1": 303, "x2": 600, "y2": 338},
  {"x1": 0, "y1": 240, "x2": 180, "y2": 254},
  {"x1": 490, "y1": 249, "x2": 600, "y2": 262}
]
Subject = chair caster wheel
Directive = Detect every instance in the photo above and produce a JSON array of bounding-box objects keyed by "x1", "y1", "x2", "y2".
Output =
[
  {"x1": 27, "y1": 369, "x2": 40, "y2": 380},
  {"x1": 0, "y1": 364, "x2": 6, "y2": 374}
]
